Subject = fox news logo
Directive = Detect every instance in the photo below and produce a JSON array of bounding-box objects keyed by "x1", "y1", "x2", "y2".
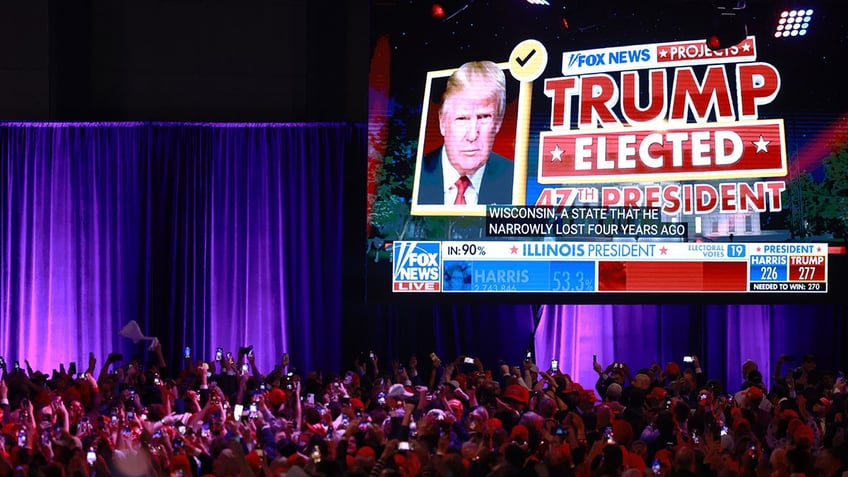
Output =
[
  {"x1": 567, "y1": 48, "x2": 650, "y2": 68},
  {"x1": 393, "y1": 242, "x2": 441, "y2": 292},
  {"x1": 563, "y1": 47, "x2": 652, "y2": 75}
]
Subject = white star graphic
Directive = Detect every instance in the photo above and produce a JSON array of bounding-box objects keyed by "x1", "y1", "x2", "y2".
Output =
[
  {"x1": 659, "y1": 49, "x2": 668, "y2": 58},
  {"x1": 753, "y1": 135, "x2": 770, "y2": 153},
  {"x1": 551, "y1": 144, "x2": 564, "y2": 161},
  {"x1": 741, "y1": 41, "x2": 752, "y2": 52}
]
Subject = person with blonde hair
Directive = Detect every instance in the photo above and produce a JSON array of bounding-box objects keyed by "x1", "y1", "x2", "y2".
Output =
[{"x1": 417, "y1": 60, "x2": 514, "y2": 206}]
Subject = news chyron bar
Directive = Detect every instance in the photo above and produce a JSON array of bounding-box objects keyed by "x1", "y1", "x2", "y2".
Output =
[
  {"x1": 392, "y1": 237, "x2": 828, "y2": 293},
  {"x1": 368, "y1": 3, "x2": 847, "y2": 301}
]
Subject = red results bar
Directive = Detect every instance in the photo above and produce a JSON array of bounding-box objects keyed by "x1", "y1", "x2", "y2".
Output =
[
  {"x1": 538, "y1": 120, "x2": 786, "y2": 184},
  {"x1": 598, "y1": 261, "x2": 748, "y2": 291},
  {"x1": 788, "y1": 255, "x2": 826, "y2": 281}
]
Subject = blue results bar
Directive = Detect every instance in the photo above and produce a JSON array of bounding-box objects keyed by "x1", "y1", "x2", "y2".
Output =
[
  {"x1": 442, "y1": 260, "x2": 596, "y2": 292},
  {"x1": 749, "y1": 262, "x2": 789, "y2": 281}
]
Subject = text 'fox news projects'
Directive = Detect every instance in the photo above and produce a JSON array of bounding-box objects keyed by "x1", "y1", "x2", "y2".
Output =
[{"x1": 391, "y1": 37, "x2": 828, "y2": 294}]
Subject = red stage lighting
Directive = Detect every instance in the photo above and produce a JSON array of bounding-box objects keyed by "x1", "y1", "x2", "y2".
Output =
[
  {"x1": 707, "y1": 34, "x2": 723, "y2": 50},
  {"x1": 431, "y1": 3, "x2": 446, "y2": 19}
]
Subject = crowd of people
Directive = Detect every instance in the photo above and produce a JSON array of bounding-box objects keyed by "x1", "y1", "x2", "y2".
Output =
[{"x1": 0, "y1": 344, "x2": 845, "y2": 477}]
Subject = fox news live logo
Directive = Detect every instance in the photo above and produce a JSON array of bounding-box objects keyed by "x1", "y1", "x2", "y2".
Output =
[{"x1": 392, "y1": 242, "x2": 441, "y2": 292}]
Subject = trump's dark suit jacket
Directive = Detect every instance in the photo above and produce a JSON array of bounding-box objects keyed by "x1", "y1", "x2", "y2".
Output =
[{"x1": 416, "y1": 148, "x2": 514, "y2": 205}]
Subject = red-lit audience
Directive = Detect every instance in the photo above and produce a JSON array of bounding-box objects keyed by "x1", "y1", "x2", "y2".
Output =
[{"x1": 0, "y1": 346, "x2": 845, "y2": 477}]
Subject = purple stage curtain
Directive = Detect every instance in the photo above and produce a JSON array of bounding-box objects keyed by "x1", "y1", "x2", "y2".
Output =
[
  {"x1": 2, "y1": 123, "x2": 150, "y2": 374},
  {"x1": 536, "y1": 303, "x2": 848, "y2": 396},
  {"x1": 1, "y1": 122, "x2": 362, "y2": 376}
]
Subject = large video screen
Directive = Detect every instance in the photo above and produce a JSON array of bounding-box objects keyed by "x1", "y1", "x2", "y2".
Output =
[{"x1": 366, "y1": 0, "x2": 847, "y2": 303}]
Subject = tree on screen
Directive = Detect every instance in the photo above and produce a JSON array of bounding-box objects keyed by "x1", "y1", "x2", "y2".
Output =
[
  {"x1": 821, "y1": 135, "x2": 848, "y2": 239},
  {"x1": 784, "y1": 173, "x2": 827, "y2": 238},
  {"x1": 783, "y1": 134, "x2": 848, "y2": 240},
  {"x1": 369, "y1": 104, "x2": 417, "y2": 247}
]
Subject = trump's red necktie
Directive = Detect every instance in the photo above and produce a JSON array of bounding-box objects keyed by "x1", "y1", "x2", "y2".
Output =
[{"x1": 454, "y1": 176, "x2": 471, "y2": 205}]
